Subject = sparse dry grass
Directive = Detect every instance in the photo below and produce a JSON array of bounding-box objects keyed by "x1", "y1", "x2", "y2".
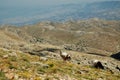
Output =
[{"x1": 0, "y1": 48, "x2": 120, "y2": 80}]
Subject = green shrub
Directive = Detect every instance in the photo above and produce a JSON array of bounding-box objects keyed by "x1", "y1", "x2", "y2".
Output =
[
  {"x1": 0, "y1": 71, "x2": 8, "y2": 80},
  {"x1": 48, "y1": 63, "x2": 54, "y2": 68},
  {"x1": 37, "y1": 67, "x2": 46, "y2": 74},
  {"x1": 9, "y1": 56, "x2": 17, "y2": 62},
  {"x1": 9, "y1": 64, "x2": 17, "y2": 69}
]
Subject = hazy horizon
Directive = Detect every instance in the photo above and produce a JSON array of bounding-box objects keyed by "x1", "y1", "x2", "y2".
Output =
[
  {"x1": 1, "y1": 0, "x2": 119, "y2": 7},
  {"x1": 0, "y1": 0, "x2": 120, "y2": 25}
]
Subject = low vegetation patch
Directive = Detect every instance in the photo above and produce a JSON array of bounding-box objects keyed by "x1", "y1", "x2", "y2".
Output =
[{"x1": 0, "y1": 48, "x2": 120, "y2": 80}]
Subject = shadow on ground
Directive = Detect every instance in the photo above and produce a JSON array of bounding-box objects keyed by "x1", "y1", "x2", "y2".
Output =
[{"x1": 111, "y1": 52, "x2": 120, "y2": 61}]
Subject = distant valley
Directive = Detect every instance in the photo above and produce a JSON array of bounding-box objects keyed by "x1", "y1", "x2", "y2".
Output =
[{"x1": 0, "y1": 1, "x2": 120, "y2": 25}]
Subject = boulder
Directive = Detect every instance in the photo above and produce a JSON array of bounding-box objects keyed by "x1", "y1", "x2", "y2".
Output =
[{"x1": 92, "y1": 60, "x2": 104, "y2": 69}]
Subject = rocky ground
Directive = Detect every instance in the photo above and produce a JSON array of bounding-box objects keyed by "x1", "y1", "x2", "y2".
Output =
[
  {"x1": 0, "y1": 19, "x2": 120, "y2": 80},
  {"x1": 0, "y1": 44, "x2": 120, "y2": 80}
]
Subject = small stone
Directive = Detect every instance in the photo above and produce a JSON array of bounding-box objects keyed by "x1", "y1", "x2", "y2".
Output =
[
  {"x1": 77, "y1": 70, "x2": 89, "y2": 74},
  {"x1": 5, "y1": 73, "x2": 14, "y2": 80},
  {"x1": 3, "y1": 55, "x2": 9, "y2": 59},
  {"x1": 18, "y1": 78, "x2": 24, "y2": 80},
  {"x1": 98, "y1": 78, "x2": 103, "y2": 80},
  {"x1": 9, "y1": 52, "x2": 17, "y2": 57},
  {"x1": 14, "y1": 74, "x2": 19, "y2": 79},
  {"x1": 39, "y1": 57, "x2": 48, "y2": 61},
  {"x1": 3, "y1": 69, "x2": 9, "y2": 73}
]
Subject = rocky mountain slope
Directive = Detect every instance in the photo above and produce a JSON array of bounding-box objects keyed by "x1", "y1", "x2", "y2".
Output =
[
  {"x1": 0, "y1": 19, "x2": 120, "y2": 79},
  {"x1": 21, "y1": 19, "x2": 120, "y2": 54}
]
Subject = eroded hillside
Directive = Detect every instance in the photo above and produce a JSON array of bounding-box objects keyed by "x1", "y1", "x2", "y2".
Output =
[
  {"x1": 20, "y1": 19, "x2": 120, "y2": 54},
  {"x1": 0, "y1": 19, "x2": 120, "y2": 79}
]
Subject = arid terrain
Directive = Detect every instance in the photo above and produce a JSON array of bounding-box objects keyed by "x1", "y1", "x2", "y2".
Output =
[{"x1": 0, "y1": 19, "x2": 120, "y2": 80}]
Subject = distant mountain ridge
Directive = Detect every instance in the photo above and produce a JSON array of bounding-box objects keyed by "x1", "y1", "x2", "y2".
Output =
[
  {"x1": 87, "y1": 1, "x2": 120, "y2": 9},
  {"x1": 0, "y1": 1, "x2": 120, "y2": 25},
  {"x1": 1, "y1": 19, "x2": 120, "y2": 54}
]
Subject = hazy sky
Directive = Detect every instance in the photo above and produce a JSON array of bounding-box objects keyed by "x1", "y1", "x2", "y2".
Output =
[{"x1": 1, "y1": 0, "x2": 119, "y2": 7}]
